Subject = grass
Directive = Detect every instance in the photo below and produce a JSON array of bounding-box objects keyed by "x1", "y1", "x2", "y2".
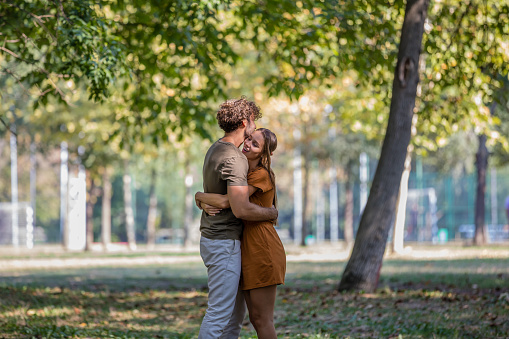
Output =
[{"x1": 0, "y1": 246, "x2": 508, "y2": 338}]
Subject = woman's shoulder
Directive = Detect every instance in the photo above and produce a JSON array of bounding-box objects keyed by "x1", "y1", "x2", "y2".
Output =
[
  {"x1": 248, "y1": 166, "x2": 269, "y2": 179},
  {"x1": 247, "y1": 166, "x2": 273, "y2": 191}
]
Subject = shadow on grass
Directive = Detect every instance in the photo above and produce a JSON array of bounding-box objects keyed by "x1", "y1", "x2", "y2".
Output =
[{"x1": 0, "y1": 256, "x2": 508, "y2": 338}]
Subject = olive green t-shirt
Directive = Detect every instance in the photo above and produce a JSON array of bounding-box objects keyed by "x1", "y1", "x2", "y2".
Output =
[{"x1": 200, "y1": 139, "x2": 249, "y2": 240}]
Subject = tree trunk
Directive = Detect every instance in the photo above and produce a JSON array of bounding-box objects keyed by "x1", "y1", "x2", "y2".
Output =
[
  {"x1": 85, "y1": 175, "x2": 96, "y2": 251},
  {"x1": 29, "y1": 141, "x2": 36, "y2": 234},
  {"x1": 301, "y1": 156, "x2": 311, "y2": 246},
  {"x1": 146, "y1": 167, "x2": 158, "y2": 249},
  {"x1": 474, "y1": 134, "x2": 488, "y2": 245},
  {"x1": 101, "y1": 168, "x2": 112, "y2": 251},
  {"x1": 329, "y1": 167, "x2": 339, "y2": 243},
  {"x1": 315, "y1": 170, "x2": 325, "y2": 243},
  {"x1": 392, "y1": 147, "x2": 412, "y2": 254},
  {"x1": 183, "y1": 162, "x2": 194, "y2": 248},
  {"x1": 10, "y1": 124, "x2": 19, "y2": 247},
  {"x1": 338, "y1": 0, "x2": 429, "y2": 292},
  {"x1": 60, "y1": 141, "x2": 69, "y2": 249},
  {"x1": 123, "y1": 160, "x2": 137, "y2": 251},
  {"x1": 344, "y1": 173, "x2": 354, "y2": 246}
]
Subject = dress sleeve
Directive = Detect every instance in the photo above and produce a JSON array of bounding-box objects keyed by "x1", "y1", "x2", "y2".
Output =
[
  {"x1": 220, "y1": 156, "x2": 249, "y2": 186},
  {"x1": 247, "y1": 168, "x2": 273, "y2": 193}
]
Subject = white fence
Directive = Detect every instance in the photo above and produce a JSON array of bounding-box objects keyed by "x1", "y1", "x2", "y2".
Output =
[{"x1": 0, "y1": 202, "x2": 34, "y2": 248}]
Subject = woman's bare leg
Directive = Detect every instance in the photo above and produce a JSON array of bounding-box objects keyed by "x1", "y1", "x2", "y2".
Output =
[{"x1": 243, "y1": 285, "x2": 277, "y2": 339}]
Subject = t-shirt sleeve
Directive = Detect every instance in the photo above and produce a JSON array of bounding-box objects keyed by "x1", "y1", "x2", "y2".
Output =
[
  {"x1": 220, "y1": 156, "x2": 249, "y2": 186},
  {"x1": 247, "y1": 168, "x2": 273, "y2": 193}
]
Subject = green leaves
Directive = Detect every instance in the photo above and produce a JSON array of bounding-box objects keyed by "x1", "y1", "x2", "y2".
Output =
[{"x1": 1, "y1": 0, "x2": 126, "y2": 103}]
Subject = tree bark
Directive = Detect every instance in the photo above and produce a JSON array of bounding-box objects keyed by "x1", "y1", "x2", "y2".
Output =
[
  {"x1": 344, "y1": 171, "x2": 354, "y2": 246},
  {"x1": 329, "y1": 167, "x2": 339, "y2": 243},
  {"x1": 146, "y1": 167, "x2": 158, "y2": 249},
  {"x1": 474, "y1": 134, "x2": 488, "y2": 245},
  {"x1": 101, "y1": 168, "x2": 112, "y2": 251},
  {"x1": 29, "y1": 141, "x2": 37, "y2": 234},
  {"x1": 183, "y1": 163, "x2": 194, "y2": 248},
  {"x1": 123, "y1": 160, "x2": 137, "y2": 251},
  {"x1": 338, "y1": 0, "x2": 430, "y2": 292},
  {"x1": 85, "y1": 175, "x2": 96, "y2": 251},
  {"x1": 301, "y1": 155, "x2": 311, "y2": 246},
  {"x1": 392, "y1": 148, "x2": 412, "y2": 254}
]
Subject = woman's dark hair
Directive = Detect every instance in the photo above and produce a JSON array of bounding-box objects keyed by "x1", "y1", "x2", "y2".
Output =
[
  {"x1": 257, "y1": 128, "x2": 278, "y2": 209},
  {"x1": 216, "y1": 96, "x2": 262, "y2": 133}
]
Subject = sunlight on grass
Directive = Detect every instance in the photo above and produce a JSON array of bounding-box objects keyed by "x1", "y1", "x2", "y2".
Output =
[{"x1": 0, "y1": 247, "x2": 508, "y2": 338}]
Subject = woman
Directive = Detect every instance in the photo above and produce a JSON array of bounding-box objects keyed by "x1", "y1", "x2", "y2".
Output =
[{"x1": 195, "y1": 128, "x2": 286, "y2": 339}]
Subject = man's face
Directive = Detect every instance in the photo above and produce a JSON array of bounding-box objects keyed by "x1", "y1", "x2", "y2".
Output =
[{"x1": 244, "y1": 114, "x2": 256, "y2": 139}]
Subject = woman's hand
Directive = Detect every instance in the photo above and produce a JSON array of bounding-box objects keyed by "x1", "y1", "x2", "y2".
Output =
[
  {"x1": 202, "y1": 203, "x2": 222, "y2": 216},
  {"x1": 195, "y1": 192, "x2": 203, "y2": 209}
]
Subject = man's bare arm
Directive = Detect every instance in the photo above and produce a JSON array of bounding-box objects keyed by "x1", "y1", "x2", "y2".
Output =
[
  {"x1": 195, "y1": 192, "x2": 230, "y2": 209},
  {"x1": 228, "y1": 185, "x2": 277, "y2": 221}
]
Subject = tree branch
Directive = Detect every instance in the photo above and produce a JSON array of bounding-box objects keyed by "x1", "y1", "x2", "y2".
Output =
[
  {"x1": 445, "y1": 1, "x2": 475, "y2": 52},
  {"x1": 0, "y1": 46, "x2": 20, "y2": 58},
  {"x1": 0, "y1": 116, "x2": 17, "y2": 137}
]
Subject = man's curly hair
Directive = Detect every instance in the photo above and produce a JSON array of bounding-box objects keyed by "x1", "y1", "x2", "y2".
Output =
[{"x1": 216, "y1": 96, "x2": 262, "y2": 133}]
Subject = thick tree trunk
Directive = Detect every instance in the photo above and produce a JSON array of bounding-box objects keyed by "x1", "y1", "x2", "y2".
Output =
[
  {"x1": 146, "y1": 167, "x2": 158, "y2": 249},
  {"x1": 474, "y1": 134, "x2": 488, "y2": 245},
  {"x1": 123, "y1": 160, "x2": 137, "y2": 251},
  {"x1": 392, "y1": 148, "x2": 412, "y2": 254},
  {"x1": 344, "y1": 174, "x2": 354, "y2": 246},
  {"x1": 338, "y1": 0, "x2": 429, "y2": 292},
  {"x1": 101, "y1": 168, "x2": 112, "y2": 251}
]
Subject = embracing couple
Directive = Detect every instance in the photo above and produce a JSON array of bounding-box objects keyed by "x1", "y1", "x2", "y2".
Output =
[{"x1": 195, "y1": 97, "x2": 286, "y2": 339}]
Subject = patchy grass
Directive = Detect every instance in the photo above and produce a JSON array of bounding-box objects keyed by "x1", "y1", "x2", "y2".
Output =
[{"x1": 0, "y1": 247, "x2": 508, "y2": 338}]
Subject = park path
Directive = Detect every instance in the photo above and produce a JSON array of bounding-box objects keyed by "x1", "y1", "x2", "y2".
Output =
[{"x1": 0, "y1": 243, "x2": 508, "y2": 271}]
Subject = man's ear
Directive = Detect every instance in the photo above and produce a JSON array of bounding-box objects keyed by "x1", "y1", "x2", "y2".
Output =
[{"x1": 241, "y1": 119, "x2": 247, "y2": 127}]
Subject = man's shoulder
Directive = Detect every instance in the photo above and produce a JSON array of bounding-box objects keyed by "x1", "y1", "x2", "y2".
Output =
[{"x1": 208, "y1": 140, "x2": 246, "y2": 161}]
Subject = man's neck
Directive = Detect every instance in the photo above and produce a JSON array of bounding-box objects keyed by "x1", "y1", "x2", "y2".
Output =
[{"x1": 222, "y1": 130, "x2": 245, "y2": 148}]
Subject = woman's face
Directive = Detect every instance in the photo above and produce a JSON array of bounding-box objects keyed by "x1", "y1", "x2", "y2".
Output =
[{"x1": 242, "y1": 130, "x2": 265, "y2": 161}]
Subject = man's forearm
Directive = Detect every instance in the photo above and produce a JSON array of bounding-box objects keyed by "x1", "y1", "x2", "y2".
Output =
[{"x1": 236, "y1": 202, "x2": 277, "y2": 221}]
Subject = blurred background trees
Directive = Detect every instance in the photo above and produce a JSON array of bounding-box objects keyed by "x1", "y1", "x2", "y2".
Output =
[{"x1": 1, "y1": 0, "x2": 508, "y2": 291}]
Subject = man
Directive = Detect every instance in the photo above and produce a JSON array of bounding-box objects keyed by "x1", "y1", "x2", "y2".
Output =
[{"x1": 197, "y1": 97, "x2": 278, "y2": 338}]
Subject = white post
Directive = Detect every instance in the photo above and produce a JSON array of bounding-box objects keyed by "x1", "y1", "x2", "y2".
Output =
[
  {"x1": 60, "y1": 141, "x2": 69, "y2": 247},
  {"x1": 26, "y1": 206, "x2": 34, "y2": 249},
  {"x1": 359, "y1": 152, "x2": 369, "y2": 215},
  {"x1": 329, "y1": 167, "x2": 339, "y2": 243},
  {"x1": 10, "y1": 124, "x2": 18, "y2": 247}
]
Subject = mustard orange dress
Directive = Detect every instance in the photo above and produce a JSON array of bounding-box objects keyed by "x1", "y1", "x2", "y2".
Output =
[{"x1": 241, "y1": 166, "x2": 286, "y2": 290}]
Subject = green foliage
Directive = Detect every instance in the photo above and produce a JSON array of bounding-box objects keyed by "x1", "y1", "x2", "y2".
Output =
[
  {"x1": 417, "y1": 0, "x2": 509, "y2": 151},
  {"x1": 0, "y1": 0, "x2": 124, "y2": 103}
]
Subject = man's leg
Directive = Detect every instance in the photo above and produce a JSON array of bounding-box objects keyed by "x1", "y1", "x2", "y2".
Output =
[
  {"x1": 198, "y1": 237, "x2": 243, "y2": 339},
  {"x1": 220, "y1": 283, "x2": 246, "y2": 339}
]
